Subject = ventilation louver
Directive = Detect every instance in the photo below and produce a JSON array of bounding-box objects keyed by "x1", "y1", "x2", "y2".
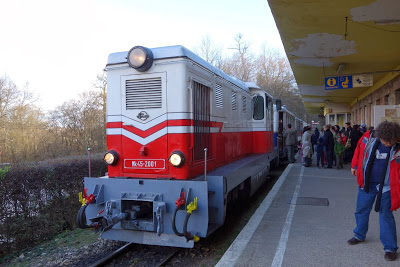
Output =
[
  {"x1": 216, "y1": 84, "x2": 223, "y2": 108},
  {"x1": 125, "y1": 77, "x2": 162, "y2": 109}
]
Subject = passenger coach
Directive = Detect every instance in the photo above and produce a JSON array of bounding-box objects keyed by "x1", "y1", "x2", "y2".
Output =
[{"x1": 273, "y1": 106, "x2": 304, "y2": 159}]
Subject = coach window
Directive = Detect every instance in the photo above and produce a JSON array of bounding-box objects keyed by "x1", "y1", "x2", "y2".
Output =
[{"x1": 253, "y1": 95, "x2": 264, "y2": 120}]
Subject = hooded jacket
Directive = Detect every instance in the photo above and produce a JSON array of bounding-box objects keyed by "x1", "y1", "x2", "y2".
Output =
[
  {"x1": 284, "y1": 128, "x2": 297, "y2": 146},
  {"x1": 351, "y1": 130, "x2": 400, "y2": 211}
]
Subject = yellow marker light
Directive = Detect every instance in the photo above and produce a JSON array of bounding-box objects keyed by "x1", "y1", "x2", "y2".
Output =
[
  {"x1": 104, "y1": 150, "x2": 119, "y2": 166},
  {"x1": 104, "y1": 153, "x2": 114, "y2": 164},
  {"x1": 169, "y1": 154, "x2": 182, "y2": 166},
  {"x1": 168, "y1": 151, "x2": 185, "y2": 167}
]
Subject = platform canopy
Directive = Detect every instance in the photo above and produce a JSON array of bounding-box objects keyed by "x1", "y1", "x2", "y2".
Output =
[{"x1": 268, "y1": 0, "x2": 400, "y2": 113}]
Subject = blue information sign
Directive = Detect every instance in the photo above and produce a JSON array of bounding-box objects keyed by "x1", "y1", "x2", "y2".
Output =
[{"x1": 325, "y1": 76, "x2": 353, "y2": 90}]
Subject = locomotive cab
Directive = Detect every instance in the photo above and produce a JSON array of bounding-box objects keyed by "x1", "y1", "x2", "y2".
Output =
[{"x1": 107, "y1": 46, "x2": 211, "y2": 179}]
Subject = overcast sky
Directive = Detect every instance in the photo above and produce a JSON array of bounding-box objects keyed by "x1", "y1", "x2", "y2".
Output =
[{"x1": 0, "y1": 0, "x2": 284, "y2": 111}]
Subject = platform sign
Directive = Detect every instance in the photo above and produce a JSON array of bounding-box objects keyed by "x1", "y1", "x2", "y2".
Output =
[
  {"x1": 325, "y1": 77, "x2": 338, "y2": 89},
  {"x1": 325, "y1": 76, "x2": 353, "y2": 90},
  {"x1": 353, "y1": 74, "x2": 373, "y2": 87}
]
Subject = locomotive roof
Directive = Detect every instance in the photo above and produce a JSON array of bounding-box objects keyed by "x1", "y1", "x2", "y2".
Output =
[{"x1": 107, "y1": 45, "x2": 255, "y2": 93}]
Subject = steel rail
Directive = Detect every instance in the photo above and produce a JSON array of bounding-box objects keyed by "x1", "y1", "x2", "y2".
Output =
[
  {"x1": 156, "y1": 248, "x2": 180, "y2": 267},
  {"x1": 88, "y1": 242, "x2": 134, "y2": 267}
]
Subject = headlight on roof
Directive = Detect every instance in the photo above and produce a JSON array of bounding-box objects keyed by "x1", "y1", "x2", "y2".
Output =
[
  {"x1": 104, "y1": 150, "x2": 119, "y2": 166},
  {"x1": 169, "y1": 151, "x2": 185, "y2": 168},
  {"x1": 127, "y1": 46, "x2": 153, "y2": 72}
]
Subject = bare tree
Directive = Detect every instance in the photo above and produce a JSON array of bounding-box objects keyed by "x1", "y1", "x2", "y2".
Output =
[
  {"x1": 220, "y1": 33, "x2": 255, "y2": 82},
  {"x1": 0, "y1": 76, "x2": 48, "y2": 163},
  {"x1": 49, "y1": 90, "x2": 106, "y2": 155},
  {"x1": 93, "y1": 73, "x2": 107, "y2": 123},
  {"x1": 0, "y1": 75, "x2": 19, "y2": 119},
  {"x1": 194, "y1": 35, "x2": 223, "y2": 67},
  {"x1": 255, "y1": 45, "x2": 305, "y2": 118}
]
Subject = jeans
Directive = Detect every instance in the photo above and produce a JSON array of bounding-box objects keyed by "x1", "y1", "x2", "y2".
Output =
[
  {"x1": 349, "y1": 148, "x2": 355, "y2": 164},
  {"x1": 316, "y1": 152, "x2": 324, "y2": 167},
  {"x1": 353, "y1": 187, "x2": 398, "y2": 252},
  {"x1": 326, "y1": 149, "x2": 333, "y2": 168},
  {"x1": 286, "y1": 145, "x2": 295, "y2": 163},
  {"x1": 336, "y1": 154, "x2": 343, "y2": 168},
  {"x1": 344, "y1": 149, "x2": 351, "y2": 163}
]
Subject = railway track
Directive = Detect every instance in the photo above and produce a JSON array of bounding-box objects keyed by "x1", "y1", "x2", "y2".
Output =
[
  {"x1": 88, "y1": 242, "x2": 180, "y2": 267},
  {"x1": 88, "y1": 242, "x2": 134, "y2": 267}
]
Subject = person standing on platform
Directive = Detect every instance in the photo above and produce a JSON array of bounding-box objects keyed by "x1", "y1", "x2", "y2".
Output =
[
  {"x1": 344, "y1": 122, "x2": 352, "y2": 164},
  {"x1": 331, "y1": 126, "x2": 338, "y2": 166},
  {"x1": 302, "y1": 126, "x2": 312, "y2": 167},
  {"x1": 344, "y1": 122, "x2": 352, "y2": 136},
  {"x1": 316, "y1": 137, "x2": 325, "y2": 168},
  {"x1": 360, "y1": 123, "x2": 367, "y2": 134},
  {"x1": 349, "y1": 125, "x2": 363, "y2": 162},
  {"x1": 311, "y1": 128, "x2": 319, "y2": 154},
  {"x1": 323, "y1": 125, "x2": 334, "y2": 168},
  {"x1": 334, "y1": 136, "x2": 345, "y2": 169},
  {"x1": 347, "y1": 121, "x2": 400, "y2": 262},
  {"x1": 283, "y1": 123, "x2": 297, "y2": 163}
]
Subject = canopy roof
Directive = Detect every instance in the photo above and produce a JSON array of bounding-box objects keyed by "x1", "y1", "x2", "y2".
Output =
[{"x1": 268, "y1": 0, "x2": 400, "y2": 113}]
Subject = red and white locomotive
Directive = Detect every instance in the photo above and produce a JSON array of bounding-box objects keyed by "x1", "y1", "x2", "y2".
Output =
[{"x1": 77, "y1": 45, "x2": 280, "y2": 248}]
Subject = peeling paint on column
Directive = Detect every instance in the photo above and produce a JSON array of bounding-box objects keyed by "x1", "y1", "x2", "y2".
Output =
[
  {"x1": 351, "y1": 0, "x2": 400, "y2": 25},
  {"x1": 298, "y1": 85, "x2": 328, "y2": 96},
  {"x1": 290, "y1": 33, "x2": 357, "y2": 67}
]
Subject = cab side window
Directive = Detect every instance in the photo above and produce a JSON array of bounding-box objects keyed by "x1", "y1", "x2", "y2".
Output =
[{"x1": 253, "y1": 95, "x2": 264, "y2": 120}]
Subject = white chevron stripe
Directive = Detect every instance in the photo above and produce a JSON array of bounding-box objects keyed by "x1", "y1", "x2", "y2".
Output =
[
  {"x1": 107, "y1": 113, "x2": 193, "y2": 131},
  {"x1": 107, "y1": 126, "x2": 266, "y2": 145},
  {"x1": 108, "y1": 113, "x2": 230, "y2": 131}
]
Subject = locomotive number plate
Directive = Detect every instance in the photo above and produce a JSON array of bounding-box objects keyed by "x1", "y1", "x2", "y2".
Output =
[{"x1": 124, "y1": 159, "x2": 165, "y2": 169}]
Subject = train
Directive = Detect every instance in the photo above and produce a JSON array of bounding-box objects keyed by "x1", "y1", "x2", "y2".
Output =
[{"x1": 77, "y1": 45, "x2": 305, "y2": 248}]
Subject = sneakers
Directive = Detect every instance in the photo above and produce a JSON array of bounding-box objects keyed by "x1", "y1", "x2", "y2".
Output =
[
  {"x1": 347, "y1": 237, "x2": 363, "y2": 245},
  {"x1": 384, "y1": 252, "x2": 397, "y2": 261}
]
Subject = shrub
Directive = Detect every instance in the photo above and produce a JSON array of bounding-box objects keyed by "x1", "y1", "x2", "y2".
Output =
[{"x1": 0, "y1": 154, "x2": 107, "y2": 257}]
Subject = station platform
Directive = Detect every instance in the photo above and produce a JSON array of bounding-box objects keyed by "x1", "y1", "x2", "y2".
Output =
[{"x1": 216, "y1": 155, "x2": 400, "y2": 266}]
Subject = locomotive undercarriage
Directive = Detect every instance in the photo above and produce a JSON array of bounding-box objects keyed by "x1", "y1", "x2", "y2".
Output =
[{"x1": 80, "y1": 150, "x2": 277, "y2": 248}]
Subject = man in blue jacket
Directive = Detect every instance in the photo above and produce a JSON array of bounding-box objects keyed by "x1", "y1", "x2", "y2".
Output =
[{"x1": 323, "y1": 125, "x2": 334, "y2": 168}]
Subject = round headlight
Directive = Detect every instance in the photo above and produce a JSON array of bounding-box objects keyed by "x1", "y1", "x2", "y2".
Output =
[
  {"x1": 104, "y1": 150, "x2": 119, "y2": 166},
  {"x1": 169, "y1": 151, "x2": 185, "y2": 168},
  {"x1": 127, "y1": 46, "x2": 153, "y2": 72}
]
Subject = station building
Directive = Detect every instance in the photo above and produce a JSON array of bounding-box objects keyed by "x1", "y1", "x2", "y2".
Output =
[{"x1": 267, "y1": 0, "x2": 400, "y2": 128}]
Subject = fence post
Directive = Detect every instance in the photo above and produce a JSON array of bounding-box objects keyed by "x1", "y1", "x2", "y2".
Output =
[{"x1": 88, "y1": 148, "x2": 91, "y2": 177}]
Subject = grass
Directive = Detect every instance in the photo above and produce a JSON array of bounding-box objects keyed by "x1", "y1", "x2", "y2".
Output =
[{"x1": 0, "y1": 228, "x2": 100, "y2": 266}]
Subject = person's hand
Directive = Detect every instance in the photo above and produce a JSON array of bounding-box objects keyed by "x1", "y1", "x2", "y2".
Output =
[{"x1": 351, "y1": 168, "x2": 357, "y2": 176}]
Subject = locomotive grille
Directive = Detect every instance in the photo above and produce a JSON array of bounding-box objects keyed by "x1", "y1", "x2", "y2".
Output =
[
  {"x1": 125, "y1": 77, "x2": 162, "y2": 109},
  {"x1": 193, "y1": 81, "x2": 211, "y2": 161},
  {"x1": 216, "y1": 84, "x2": 223, "y2": 108},
  {"x1": 231, "y1": 91, "x2": 237, "y2": 110}
]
